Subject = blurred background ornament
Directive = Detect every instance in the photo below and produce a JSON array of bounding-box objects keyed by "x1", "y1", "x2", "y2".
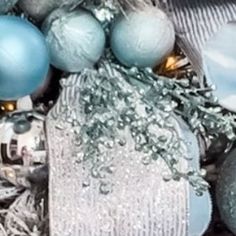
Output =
[
  {"x1": 18, "y1": 0, "x2": 84, "y2": 22},
  {"x1": 0, "y1": 0, "x2": 18, "y2": 13},
  {"x1": 0, "y1": 111, "x2": 46, "y2": 166},
  {"x1": 0, "y1": 16, "x2": 49, "y2": 101},
  {"x1": 110, "y1": 7, "x2": 175, "y2": 68},
  {"x1": 42, "y1": 8, "x2": 105, "y2": 72},
  {"x1": 203, "y1": 22, "x2": 236, "y2": 112},
  {"x1": 216, "y1": 149, "x2": 236, "y2": 235}
]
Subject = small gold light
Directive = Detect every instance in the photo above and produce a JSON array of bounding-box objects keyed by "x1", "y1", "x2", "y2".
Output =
[
  {"x1": 5, "y1": 169, "x2": 15, "y2": 179},
  {"x1": 165, "y1": 56, "x2": 177, "y2": 70},
  {"x1": 1, "y1": 106, "x2": 5, "y2": 111},
  {"x1": 6, "y1": 103, "x2": 15, "y2": 111}
]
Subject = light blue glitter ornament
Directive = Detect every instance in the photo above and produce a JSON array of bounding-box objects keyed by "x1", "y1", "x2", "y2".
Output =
[
  {"x1": 42, "y1": 8, "x2": 105, "y2": 72},
  {"x1": 216, "y1": 149, "x2": 236, "y2": 235},
  {"x1": 0, "y1": 16, "x2": 49, "y2": 101},
  {"x1": 19, "y1": 0, "x2": 84, "y2": 22},
  {"x1": 0, "y1": 0, "x2": 18, "y2": 13},
  {"x1": 110, "y1": 7, "x2": 175, "y2": 68},
  {"x1": 203, "y1": 22, "x2": 236, "y2": 112}
]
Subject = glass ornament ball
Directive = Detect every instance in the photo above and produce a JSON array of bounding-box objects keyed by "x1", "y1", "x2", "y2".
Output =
[
  {"x1": 0, "y1": 0, "x2": 18, "y2": 13},
  {"x1": 18, "y1": 0, "x2": 84, "y2": 22},
  {"x1": 110, "y1": 7, "x2": 175, "y2": 68},
  {"x1": 0, "y1": 16, "x2": 49, "y2": 101},
  {"x1": 216, "y1": 149, "x2": 236, "y2": 235},
  {"x1": 203, "y1": 22, "x2": 236, "y2": 112},
  {"x1": 42, "y1": 9, "x2": 105, "y2": 72}
]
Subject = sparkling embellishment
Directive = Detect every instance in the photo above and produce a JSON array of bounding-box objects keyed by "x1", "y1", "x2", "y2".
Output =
[{"x1": 47, "y1": 68, "x2": 211, "y2": 236}]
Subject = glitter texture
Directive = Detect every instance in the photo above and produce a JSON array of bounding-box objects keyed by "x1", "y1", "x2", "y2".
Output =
[{"x1": 46, "y1": 61, "x2": 212, "y2": 235}]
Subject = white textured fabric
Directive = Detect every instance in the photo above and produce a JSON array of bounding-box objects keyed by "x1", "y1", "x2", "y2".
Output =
[{"x1": 47, "y1": 122, "x2": 189, "y2": 236}]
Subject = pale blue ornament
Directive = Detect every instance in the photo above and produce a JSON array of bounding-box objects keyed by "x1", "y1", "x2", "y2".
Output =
[
  {"x1": 42, "y1": 8, "x2": 105, "y2": 72},
  {"x1": 203, "y1": 22, "x2": 236, "y2": 112},
  {"x1": 216, "y1": 149, "x2": 236, "y2": 235},
  {"x1": 175, "y1": 116, "x2": 212, "y2": 236},
  {"x1": 0, "y1": 16, "x2": 49, "y2": 101},
  {"x1": 110, "y1": 7, "x2": 175, "y2": 68},
  {"x1": 19, "y1": 0, "x2": 84, "y2": 22},
  {"x1": 0, "y1": 0, "x2": 18, "y2": 13}
]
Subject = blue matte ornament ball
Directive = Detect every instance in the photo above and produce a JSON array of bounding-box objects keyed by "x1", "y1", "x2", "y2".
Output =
[
  {"x1": 42, "y1": 8, "x2": 106, "y2": 72},
  {"x1": 110, "y1": 7, "x2": 175, "y2": 68},
  {"x1": 0, "y1": 0, "x2": 18, "y2": 13},
  {"x1": 0, "y1": 16, "x2": 49, "y2": 101}
]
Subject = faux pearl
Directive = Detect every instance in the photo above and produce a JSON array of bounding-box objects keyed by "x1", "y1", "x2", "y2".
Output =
[
  {"x1": 110, "y1": 7, "x2": 175, "y2": 68},
  {"x1": 0, "y1": 16, "x2": 49, "y2": 100},
  {"x1": 203, "y1": 22, "x2": 236, "y2": 112},
  {"x1": 18, "y1": 0, "x2": 83, "y2": 22},
  {"x1": 42, "y1": 8, "x2": 105, "y2": 72}
]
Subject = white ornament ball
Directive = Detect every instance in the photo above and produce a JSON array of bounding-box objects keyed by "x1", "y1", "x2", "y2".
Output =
[
  {"x1": 42, "y1": 8, "x2": 105, "y2": 72},
  {"x1": 111, "y1": 7, "x2": 175, "y2": 68}
]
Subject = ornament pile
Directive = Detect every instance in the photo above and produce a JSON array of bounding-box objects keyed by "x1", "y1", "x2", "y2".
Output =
[{"x1": 0, "y1": 0, "x2": 235, "y2": 235}]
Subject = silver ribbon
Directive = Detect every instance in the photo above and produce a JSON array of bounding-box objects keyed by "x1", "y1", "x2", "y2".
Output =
[{"x1": 46, "y1": 74, "x2": 211, "y2": 236}]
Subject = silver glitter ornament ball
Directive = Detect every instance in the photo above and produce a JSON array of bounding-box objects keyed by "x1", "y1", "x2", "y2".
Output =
[
  {"x1": 0, "y1": 112, "x2": 46, "y2": 166},
  {"x1": 0, "y1": 0, "x2": 18, "y2": 13},
  {"x1": 216, "y1": 149, "x2": 236, "y2": 235},
  {"x1": 19, "y1": 0, "x2": 83, "y2": 22},
  {"x1": 42, "y1": 8, "x2": 105, "y2": 72},
  {"x1": 111, "y1": 7, "x2": 175, "y2": 68}
]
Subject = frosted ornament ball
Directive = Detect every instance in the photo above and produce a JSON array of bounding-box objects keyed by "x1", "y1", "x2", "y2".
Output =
[
  {"x1": 110, "y1": 7, "x2": 175, "y2": 68},
  {"x1": 42, "y1": 8, "x2": 106, "y2": 72}
]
